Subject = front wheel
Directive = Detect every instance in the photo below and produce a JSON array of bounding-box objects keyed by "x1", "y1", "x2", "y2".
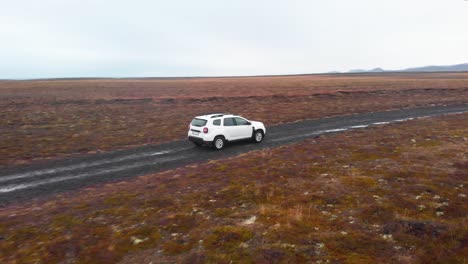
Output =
[
  {"x1": 213, "y1": 136, "x2": 225, "y2": 150},
  {"x1": 253, "y1": 130, "x2": 264, "y2": 143}
]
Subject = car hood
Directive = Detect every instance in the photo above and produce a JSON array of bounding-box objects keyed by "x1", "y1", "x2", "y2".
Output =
[{"x1": 251, "y1": 120, "x2": 265, "y2": 129}]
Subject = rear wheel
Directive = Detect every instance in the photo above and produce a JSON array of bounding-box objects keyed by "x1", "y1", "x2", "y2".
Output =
[
  {"x1": 213, "y1": 136, "x2": 225, "y2": 150},
  {"x1": 253, "y1": 130, "x2": 264, "y2": 143}
]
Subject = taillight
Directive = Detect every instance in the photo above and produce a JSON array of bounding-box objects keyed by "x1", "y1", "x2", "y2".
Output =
[{"x1": 203, "y1": 127, "x2": 208, "y2": 133}]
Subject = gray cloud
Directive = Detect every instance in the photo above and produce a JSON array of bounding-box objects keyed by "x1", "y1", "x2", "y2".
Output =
[{"x1": 1, "y1": 0, "x2": 467, "y2": 78}]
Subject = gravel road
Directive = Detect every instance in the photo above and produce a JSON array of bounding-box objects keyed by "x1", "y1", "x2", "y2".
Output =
[{"x1": 1, "y1": 104, "x2": 467, "y2": 205}]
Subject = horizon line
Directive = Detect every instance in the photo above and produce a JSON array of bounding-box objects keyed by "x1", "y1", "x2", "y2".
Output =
[{"x1": 2, "y1": 70, "x2": 468, "y2": 81}]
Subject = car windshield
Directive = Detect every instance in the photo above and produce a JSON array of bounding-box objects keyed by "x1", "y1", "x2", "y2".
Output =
[{"x1": 191, "y1": 118, "x2": 207, "y2": 127}]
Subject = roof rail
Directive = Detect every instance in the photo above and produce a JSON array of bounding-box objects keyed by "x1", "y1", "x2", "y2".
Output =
[
  {"x1": 198, "y1": 112, "x2": 233, "y2": 118},
  {"x1": 199, "y1": 112, "x2": 221, "y2": 116}
]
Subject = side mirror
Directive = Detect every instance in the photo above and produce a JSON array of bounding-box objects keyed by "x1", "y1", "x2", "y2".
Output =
[{"x1": 246, "y1": 121, "x2": 251, "y2": 125}]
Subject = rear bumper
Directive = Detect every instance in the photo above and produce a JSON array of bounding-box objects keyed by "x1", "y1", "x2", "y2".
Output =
[{"x1": 188, "y1": 136, "x2": 212, "y2": 145}]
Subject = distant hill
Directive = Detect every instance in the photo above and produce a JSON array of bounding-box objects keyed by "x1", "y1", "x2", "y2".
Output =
[
  {"x1": 369, "y1": 67, "x2": 385, "y2": 73},
  {"x1": 342, "y1": 63, "x2": 468, "y2": 73},
  {"x1": 402, "y1": 63, "x2": 468, "y2": 72}
]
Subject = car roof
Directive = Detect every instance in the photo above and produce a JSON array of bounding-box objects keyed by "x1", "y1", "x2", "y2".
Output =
[{"x1": 195, "y1": 113, "x2": 237, "y2": 119}]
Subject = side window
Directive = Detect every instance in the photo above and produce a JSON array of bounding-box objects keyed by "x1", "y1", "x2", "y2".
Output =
[
  {"x1": 234, "y1": 117, "x2": 249, "y2": 126},
  {"x1": 224, "y1": 118, "x2": 235, "y2": 126},
  {"x1": 213, "y1": 119, "x2": 221, "y2": 126}
]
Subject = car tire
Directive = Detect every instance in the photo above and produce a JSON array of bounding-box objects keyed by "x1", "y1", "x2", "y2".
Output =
[
  {"x1": 253, "y1": 130, "x2": 264, "y2": 143},
  {"x1": 213, "y1": 136, "x2": 225, "y2": 150}
]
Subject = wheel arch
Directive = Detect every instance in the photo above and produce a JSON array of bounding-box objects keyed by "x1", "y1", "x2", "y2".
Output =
[
  {"x1": 214, "y1": 134, "x2": 226, "y2": 141},
  {"x1": 252, "y1": 128, "x2": 265, "y2": 136}
]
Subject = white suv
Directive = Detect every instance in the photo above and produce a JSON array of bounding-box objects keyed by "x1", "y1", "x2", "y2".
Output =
[{"x1": 188, "y1": 113, "x2": 266, "y2": 150}]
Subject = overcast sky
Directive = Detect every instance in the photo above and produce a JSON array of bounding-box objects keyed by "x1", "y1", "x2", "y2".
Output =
[{"x1": 1, "y1": 0, "x2": 467, "y2": 79}]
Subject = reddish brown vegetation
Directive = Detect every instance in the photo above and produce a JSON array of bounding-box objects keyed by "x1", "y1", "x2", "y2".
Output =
[
  {"x1": 1, "y1": 73, "x2": 468, "y2": 167},
  {"x1": 1, "y1": 113, "x2": 467, "y2": 263}
]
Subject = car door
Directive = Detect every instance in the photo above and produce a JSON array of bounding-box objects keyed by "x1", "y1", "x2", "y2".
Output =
[
  {"x1": 223, "y1": 117, "x2": 237, "y2": 140},
  {"x1": 234, "y1": 117, "x2": 252, "y2": 139}
]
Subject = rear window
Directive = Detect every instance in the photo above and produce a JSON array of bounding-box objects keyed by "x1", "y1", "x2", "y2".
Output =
[
  {"x1": 213, "y1": 119, "x2": 221, "y2": 126},
  {"x1": 191, "y1": 118, "x2": 207, "y2": 127}
]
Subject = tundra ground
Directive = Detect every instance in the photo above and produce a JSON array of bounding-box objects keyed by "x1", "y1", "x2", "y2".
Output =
[
  {"x1": 1, "y1": 72, "x2": 468, "y2": 167},
  {"x1": 1, "y1": 113, "x2": 467, "y2": 263}
]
